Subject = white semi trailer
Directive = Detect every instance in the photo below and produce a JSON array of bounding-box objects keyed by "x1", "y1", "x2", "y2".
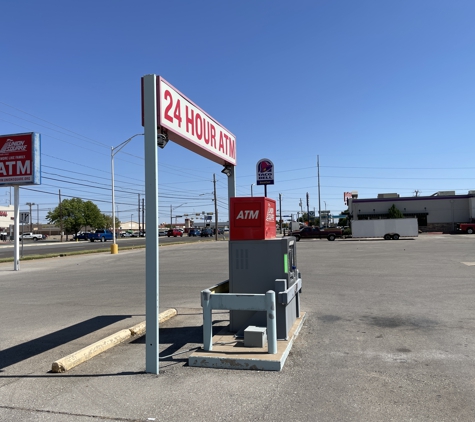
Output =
[{"x1": 351, "y1": 218, "x2": 419, "y2": 240}]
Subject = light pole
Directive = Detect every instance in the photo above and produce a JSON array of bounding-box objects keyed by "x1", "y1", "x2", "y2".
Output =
[
  {"x1": 131, "y1": 214, "x2": 133, "y2": 230},
  {"x1": 251, "y1": 183, "x2": 254, "y2": 197},
  {"x1": 111, "y1": 133, "x2": 143, "y2": 253}
]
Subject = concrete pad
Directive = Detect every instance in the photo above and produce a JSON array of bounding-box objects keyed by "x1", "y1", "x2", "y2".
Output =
[{"x1": 188, "y1": 312, "x2": 306, "y2": 371}]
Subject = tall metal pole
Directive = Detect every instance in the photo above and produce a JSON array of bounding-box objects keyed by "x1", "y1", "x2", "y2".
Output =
[
  {"x1": 142, "y1": 198, "x2": 145, "y2": 234},
  {"x1": 143, "y1": 74, "x2": 160, "y2": 374},
  {"x1": 317, "y1": 155, "x2": 321, "y2": 227},
  {"x1": 213, "y1": 173, "x2": 218, "y2": 240},
  {"x1": 59, "y1": 190, "x2": 63, "y2": 242},
  {"x1": 111, "y1": 147, "x2": 116, "y2": 245},
  {"x1": 279, "y1": 193, "x2": 283, "y2": 234},
  {"x1": 13, "y1": 186, "x2": 19, "y2": 271},
  {"x1": 306, "y1": 192, "x2": 309, "y2": 225},
  {"x1": 138, "y1": 193, "x2": 141, "y2": 235},
  {"x1": 251, "y1": 184, "x2": 254, "y2": 197}
]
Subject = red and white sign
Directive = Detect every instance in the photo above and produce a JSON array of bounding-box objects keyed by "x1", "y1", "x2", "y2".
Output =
[
  {"x1": 0, "y1": 132, "x2": 41, "y2": 186},
  {"x1": 142, "y1": 76, "x2": 236, "y2": 166},
  {"x1": 344, "y1": 192, "x2": 352, "y2": 205},
  {"x1": 230, "y1": 197, "x2": 276, "y2": 240}
]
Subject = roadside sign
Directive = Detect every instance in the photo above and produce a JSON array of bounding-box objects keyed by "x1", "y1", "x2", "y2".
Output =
[
  {"x1": 141, "y1": 76, "x2": 236, "y2": 166},
  {"x1": 20, "y1": 212, "x2": 29, "y2": 224},
  {"x1": 256, "y1": 158, "x2": 274, "y2": 186},
  {"x1": 0, "y1": 133, "x2": 41, "y2": 186}
]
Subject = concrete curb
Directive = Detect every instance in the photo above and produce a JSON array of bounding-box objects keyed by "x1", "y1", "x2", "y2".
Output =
[{"x1": 51, "y1": 308, "x2": 177, "y2": 373}]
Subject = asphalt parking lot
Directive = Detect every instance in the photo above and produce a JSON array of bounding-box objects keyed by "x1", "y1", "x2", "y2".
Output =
[{"x1": 0, "y1": 234, "x2": 474, "y2": 421}]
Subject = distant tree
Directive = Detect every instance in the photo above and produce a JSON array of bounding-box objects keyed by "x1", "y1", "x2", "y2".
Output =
[
  {"x1": 46, "y1": 198, "x2": 104, "y2": 234},
  {"x1": 388, "y1": 204, "x2": 405, "y2": 219},
  {"x1": 102, "y1": 214, "x2": 120, "y2": 230},
  {"x1": 83, "y1": 200, "x2": 104, "y2": 229},
  {"x1": 413, "y1": 189, "x2": 422, "y2": 197},
  {"x1": 338, "y1": 209, "x2": 350, "y2": 226}
]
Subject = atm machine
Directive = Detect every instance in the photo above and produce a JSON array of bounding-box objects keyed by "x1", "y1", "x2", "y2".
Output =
[{"x1": 228, "y1": 197, "x2": 302, "y2": 340}]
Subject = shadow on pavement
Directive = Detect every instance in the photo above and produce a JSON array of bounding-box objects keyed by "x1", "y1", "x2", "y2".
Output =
[{"x1": 0, "y1": 315, "x2": 133, "y2": 370}]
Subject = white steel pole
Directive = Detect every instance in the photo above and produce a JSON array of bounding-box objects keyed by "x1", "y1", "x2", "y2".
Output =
[
  {"x1": 13, "y1": 186, "x2": 20, "y2": 271},
  {"x1": 111, "y1": 147, "x2": 116, "y2": 246},
  {"x1": 143, "y1": 74, "x2": 160, "y2": 374}
]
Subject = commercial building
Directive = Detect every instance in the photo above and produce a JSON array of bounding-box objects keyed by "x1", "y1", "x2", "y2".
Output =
[{"x1": 349, "y1": 191, "x2": 475, "y2": 233}]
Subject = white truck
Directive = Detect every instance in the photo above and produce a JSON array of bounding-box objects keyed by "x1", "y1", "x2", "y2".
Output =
[
  {"x1": 351, "y1": 218, "x2": 419, "y2": 240},
  {"x1": 21, "y1": 232, "x2": 44, "y2": 241}
]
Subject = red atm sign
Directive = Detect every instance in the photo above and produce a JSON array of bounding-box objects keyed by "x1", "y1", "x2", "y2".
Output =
[
  {"x1": 230, "y1": 197, "x2": 276, "y2": 240},
  {"x1": 0, "y1": 133, "x2": 41, "y2": 186}
]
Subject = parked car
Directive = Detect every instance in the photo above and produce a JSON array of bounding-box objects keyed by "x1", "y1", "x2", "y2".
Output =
[
  {"x1": 188, "y1": 228, "x2": 201, "y2": 237},
  {"x1": 120, "y1": 232, "x2": 133, "y2": 237},
  {"x1": 200, "y1": 228, "x2": 213, "y2": 237},
  {"x1": 213, "y1": 228, "x2": 224, "y2": 235},
  {"x1": 158, "y1": 230, "x2": 168, "y2": 237},
  {"x1": 167, "y1": 229, "x2": 183, "y2": 237}
]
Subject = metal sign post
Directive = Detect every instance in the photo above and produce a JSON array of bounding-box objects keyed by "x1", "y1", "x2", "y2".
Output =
[
  {"x1": 141, "y1": 74, "x2": 237, "y2": 374},
  {"x1": 143, "y1": 75, "x2": 160, "y2": 374},
  {"x1": 13, "y1": 186, "x2": 20, "y2": 271}
]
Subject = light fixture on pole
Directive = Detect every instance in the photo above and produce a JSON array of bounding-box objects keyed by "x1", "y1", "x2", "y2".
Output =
[
  {"x1": 221, "y1": 165, "x2": 232, "y2": 177},
  {"x1": 111, "y1": 133, "x2": 144, "y2": 254},
  {"x1": 157, "y1": 133, "x2": 168, "y2": 149}
]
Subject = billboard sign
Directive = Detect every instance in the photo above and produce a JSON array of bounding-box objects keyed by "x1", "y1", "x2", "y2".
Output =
[
  {"x1": 142, "y1": 76, "x2": 236, "y2": 166},
  {"x1": 256, "y1": 158, "x2": 274, "y2": 186},
  {"x1": 0, "y1": 132, "x2": 41, "y2": 186}
]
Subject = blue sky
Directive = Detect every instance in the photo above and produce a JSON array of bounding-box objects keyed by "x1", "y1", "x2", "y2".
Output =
[{"x1": 1, "y1": 0, "x2": 474, "y2": 225}]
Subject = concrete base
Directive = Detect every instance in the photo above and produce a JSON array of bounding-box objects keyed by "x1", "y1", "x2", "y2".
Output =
[{"x1": 189, "y1": 312, "x2": 306, "y2": 371}]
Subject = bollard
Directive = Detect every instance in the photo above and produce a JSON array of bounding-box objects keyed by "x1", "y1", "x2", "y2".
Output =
[
  {"x1": 202, "y1": 289, "x2": 213, "y2": 351},
  {"x1": 265, "y1": 290, "x2": 277, "y2": 354},
  {"x1": 111, "y1": 244, "x2": 118, "y2": 254}
]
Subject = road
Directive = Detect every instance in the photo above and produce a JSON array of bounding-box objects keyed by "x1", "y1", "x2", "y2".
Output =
[
  {"x1": 0, "y1": 234, "x2": 223, "y2": 260},
  {"x1": 1, "y1": 234, "x2": 474, "y2": 421}
]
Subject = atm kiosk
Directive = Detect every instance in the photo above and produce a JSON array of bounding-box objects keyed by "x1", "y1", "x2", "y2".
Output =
[{"x1": 228, "y1": 197, "x2": 302, "y2": 340}]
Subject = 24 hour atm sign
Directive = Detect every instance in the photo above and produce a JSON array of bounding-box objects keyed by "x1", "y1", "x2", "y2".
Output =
[
  {"x1": 0, "y1": 133, "x2": 41, "y2": 186},
  {"x1": 144, "y1": 77, "x2": 237, "y2": 166}
]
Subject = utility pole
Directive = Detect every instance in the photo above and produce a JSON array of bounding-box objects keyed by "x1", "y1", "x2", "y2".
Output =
[
  {"x1": 306, "y1": 192, "x2": 309, "y2": 225},
  {"x1": 59, "y1": 190, "x2": 63, "y2": 242},
  {"x1": 317, "y1": 155, "x2": 321, "y2": 227},
  {"x1": 138, "y1": 194, "x2": 141, "y2": 235},
  {"x1": 142, "y1": 198, "x2": 145, "y2": 234},
  {"x1": 213, "y1": 173, "x2": 218, "y2": 241},
  {"x1": 26, "y1": 202, "x2": 35, "y2": 232},
  {"x1": 279, "y1": 193, "x2": 283, "y2": 234}
]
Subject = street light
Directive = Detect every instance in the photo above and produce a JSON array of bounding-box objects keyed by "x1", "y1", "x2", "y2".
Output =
[
  {"x1": 251, "y1": 183, "x2": 254, "y2": 197},
  {"x1": 111, "y1": 133, "x2": 143, "y2": 250}
]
